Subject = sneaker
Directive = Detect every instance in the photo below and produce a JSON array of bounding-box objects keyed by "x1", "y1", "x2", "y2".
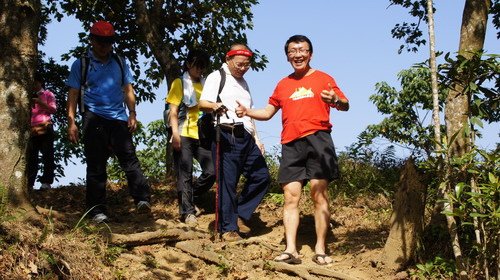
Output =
[
  {"x1": 40, "y1": 183, "x2": 51, "y2": 190},
  {"x1": 237, "y1": 217, "x2": 251, "y2": 234},
  {"x1": 136, "y1": 201, "x2": 151, "y2": 214},
  {"x1": 194, "y1": 205, "x2": 203, "y2": 217},
  {"x1": 221, "y1": 231, "x2": 242, "y2": 242},
  {"x1": 92, "y1": 213, "x2": 109, "y2": 224},
  {"x1": 184, "y1": 214, "x2": 198, "y2": 226}
]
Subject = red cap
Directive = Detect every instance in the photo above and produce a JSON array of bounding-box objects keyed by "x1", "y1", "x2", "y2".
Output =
[{"x1": 90, "y1": 20, "x2": 115, "y2": 37}]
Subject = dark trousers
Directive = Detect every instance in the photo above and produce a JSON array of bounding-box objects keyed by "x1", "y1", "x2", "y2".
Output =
[
  {"x1": 82, "y1": 111, "x2": 151, "y2": 215},
  {"x1": 174, "y1": 136, "x2": 215, "y2": 217},
  {"x1": 27, "y1": 126, "x2": 55, "y2": 189},
  {"x1": 214, "y1": 129, "x2": 270, "y2": 233}
]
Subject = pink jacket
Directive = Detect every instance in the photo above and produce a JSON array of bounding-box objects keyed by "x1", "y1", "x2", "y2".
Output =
[{"x1": 31, "y1": 89, "x2": 56, "y2": 126}]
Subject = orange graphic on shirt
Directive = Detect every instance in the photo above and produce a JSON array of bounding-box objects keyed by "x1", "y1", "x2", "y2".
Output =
[{"x1": 289, "y1": 87, "x2": 314, "y2": 101}]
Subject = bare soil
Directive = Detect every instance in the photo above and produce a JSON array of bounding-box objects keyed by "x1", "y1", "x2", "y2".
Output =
[{"x1": 1, "y1": 184, "x2": 408, "y2": 280}]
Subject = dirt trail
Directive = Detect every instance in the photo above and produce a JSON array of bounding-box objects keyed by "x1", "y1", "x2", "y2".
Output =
[{"x1": 31, "y1": 184, "x2": 399, "y2": 280}]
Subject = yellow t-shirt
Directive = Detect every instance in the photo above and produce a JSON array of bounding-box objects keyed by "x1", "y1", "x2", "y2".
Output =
[{"x1": 166, "y1": 78, "x2": 203, "y2": 139}]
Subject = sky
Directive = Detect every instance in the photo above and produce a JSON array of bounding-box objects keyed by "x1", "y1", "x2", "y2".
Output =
[{"x1": 40, "y1": 1, "x2": 499, "y2": 187}]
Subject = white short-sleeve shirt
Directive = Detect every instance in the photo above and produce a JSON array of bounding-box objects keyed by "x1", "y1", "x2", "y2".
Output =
[{"x1": 200, "y1": 63, "x2": 255, "y2": 135}]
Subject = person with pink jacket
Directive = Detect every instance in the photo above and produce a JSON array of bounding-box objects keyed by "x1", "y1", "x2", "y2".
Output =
[{"x1": 27, "y1": 73, "x2": 57, "y2": 190}]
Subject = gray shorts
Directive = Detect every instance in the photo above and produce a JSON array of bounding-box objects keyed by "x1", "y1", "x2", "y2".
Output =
[{"x1": 278, "y1": 130, "x2": 339, "y2": 184}]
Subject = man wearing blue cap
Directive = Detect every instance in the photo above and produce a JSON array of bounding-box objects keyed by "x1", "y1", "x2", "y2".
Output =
[{"x1": 66, "y1": 20, "x2": 151, "y2": 223}]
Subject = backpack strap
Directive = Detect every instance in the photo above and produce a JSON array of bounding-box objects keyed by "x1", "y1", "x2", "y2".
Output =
[
  {"x1": 217, "y1": 68, "x2": 225, "y2": 100},
  {"x1": 203, "y1": 68, "x2": 226, "y2": 118},
  {"x1": 79, "y1": 56, "x2": 90, "y2": 113},
  {"x1": 111, "y1": 53, "x2": 125, "y2": 86},
  {"x1": 216, "y1": 67, "x2": 227, "y2": 119},
  {"x1": 164, "y1": 76, "x2": 187, "y2": 131},
  {"x1": 177, "y1": 75, "x2": 188, "y2": 123}
]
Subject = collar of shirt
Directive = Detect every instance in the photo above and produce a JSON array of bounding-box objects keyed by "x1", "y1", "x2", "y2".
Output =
[{"x1": 87, "y1": 49, "x2": 114, "y2": 65}]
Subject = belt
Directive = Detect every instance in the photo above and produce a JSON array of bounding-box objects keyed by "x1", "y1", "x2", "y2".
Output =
[
  {"x1": 219, "y1": 123, "x2": 236, "y2": 133},
  {"x1": 218, "y1": 122, "x2": 245, "y2": 138}
]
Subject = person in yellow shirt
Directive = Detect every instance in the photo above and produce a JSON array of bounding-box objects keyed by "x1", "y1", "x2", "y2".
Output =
[{"x1": 166, "y1": 50, "x2": 214, "y2": 225}]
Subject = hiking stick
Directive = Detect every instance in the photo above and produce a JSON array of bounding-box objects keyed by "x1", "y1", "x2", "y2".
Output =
[{"x1": 214, "y1": 113, "x2": 221, "y2": 235}]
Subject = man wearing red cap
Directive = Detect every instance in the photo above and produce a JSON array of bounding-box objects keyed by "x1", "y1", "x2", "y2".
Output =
[
  {"x1": 199, "y1": 43, "x2": 270, "y2": 242},
  {"x1": 235, "y1": 35, "x2": 349, "y2": 265},
  {"x1": 66, "y1": 20, "x2": 151, "y2": 223}
]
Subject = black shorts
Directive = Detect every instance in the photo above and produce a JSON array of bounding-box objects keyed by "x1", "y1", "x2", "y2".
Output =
[{"x1": 278, "y1": 130, "x2": 339, "y2": 184}]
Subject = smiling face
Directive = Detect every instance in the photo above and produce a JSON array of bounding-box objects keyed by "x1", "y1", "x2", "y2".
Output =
[
  {"x1": 286, "y1": 41, "x2": 312, "y2": 75},
  {"x1": 227, "y1": 55, "x2": 251, "y2": 79}
]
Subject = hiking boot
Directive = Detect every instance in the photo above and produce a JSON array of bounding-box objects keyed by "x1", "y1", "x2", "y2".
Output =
[
  {"x1": 136, "y1": 201, "x2": 151, "y2": 214},
  {"x1": 92, "y1": 213, "x2": 109, "y2": 224},
  {"x1": 238, "y1": 218, "x2": 251, "y2": 234},
  {"x1": 184, "y1": 214, "x2": 198, "y2": 226},
  {"x1": 221, "y1": 231, "x2": 242, "y2": 242},
  {"x1": 40, "y1": 183, "x2": 51, "y2": 190}
]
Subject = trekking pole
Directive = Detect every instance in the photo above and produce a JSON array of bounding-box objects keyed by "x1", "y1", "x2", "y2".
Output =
[{"x1": 214, "y1": 112, "x2": 221, "y2": 237}]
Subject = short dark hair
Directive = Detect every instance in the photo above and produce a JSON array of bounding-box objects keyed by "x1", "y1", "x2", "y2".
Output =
[
  {"x1": 34, "y1": 72, "x2": 44, "y2": 86},
  {"x1": 284, "y1": 35, "x2": 313, "y2": 55},
  {"x1": 184, "y1": 49, "x2": 209, "y2": 71}
]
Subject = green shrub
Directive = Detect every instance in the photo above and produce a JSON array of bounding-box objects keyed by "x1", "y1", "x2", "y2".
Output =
[
  {"x1": 105, "y1": 246, "x2": 126, "y2": 265},
  {"x1": 264, "y1": 145, "x2": 281, "y2": 194},
  {"x1": 411, "y1": 256, "x2": 456, "y2": 279},
  {"x1": 446, "y1": 147, "x2": 499, "y2": 277},
  {"x1": 331, "y1": 147, "x2": 403, "y2": 199}
]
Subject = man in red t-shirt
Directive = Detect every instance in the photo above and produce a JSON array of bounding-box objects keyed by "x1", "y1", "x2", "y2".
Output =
[{"x1": 235, "y1": 35, "x2": 349, "y2": 265}]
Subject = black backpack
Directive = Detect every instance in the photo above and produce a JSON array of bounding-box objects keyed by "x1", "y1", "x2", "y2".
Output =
[
  {"x1": 164, "y1": 68, "x2": 226, "y2": 141},
  {"x1": 79, "y1": 53, "x2": 125, "y2": 113}
]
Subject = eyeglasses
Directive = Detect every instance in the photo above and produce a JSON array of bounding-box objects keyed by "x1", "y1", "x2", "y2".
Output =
[
  {"x1": 231, "y1": 60, "x2": 251, "y2": 70},
  {"x1": 287, "y1": 49, "x2": 310, "y2": 56}
]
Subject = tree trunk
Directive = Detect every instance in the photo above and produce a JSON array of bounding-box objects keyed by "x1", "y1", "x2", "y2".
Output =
[
  {"x1": 426, "y1": 1, "x2": 469, "y2": 276},
  {"x1": 381, "y1": 158, "x2": 425, "y2": 271},
  {"x1": 134, "y1": 0, "x2": 179, "y2": 180},
  {"x1": 445, "y1": 0, "x2": 490, "y2": 158},
  {"x1": 426, "y1": 0, "x2": 441, "y2": 152},
  {"x1": 0, "y1": 0, "x2": 40, "y2": 214},
  {"x1": 133, "y1": 0, "x2": 181, "y2": 85},
  {"x1": 443, "y1": 1, "x2": 491, "y2": 278}
]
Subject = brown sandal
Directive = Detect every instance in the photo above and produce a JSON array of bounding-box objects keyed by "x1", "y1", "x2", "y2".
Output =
[{"x1": 312, "y1": 254, "x2": 333, "y2": 265}]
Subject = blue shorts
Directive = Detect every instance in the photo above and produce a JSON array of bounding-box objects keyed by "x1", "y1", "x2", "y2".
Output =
[{"x1": 278, "y1": 130, "x2": 339, "y2": 184}]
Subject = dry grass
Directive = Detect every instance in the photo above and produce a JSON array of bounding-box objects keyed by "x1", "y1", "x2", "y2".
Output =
[{"x1": 0, "y1": 217, "x2": 113, "y2": 279}]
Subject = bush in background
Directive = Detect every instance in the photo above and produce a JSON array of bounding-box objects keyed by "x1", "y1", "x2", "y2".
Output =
[{"x1": 107, "y1": 120, "x2": 168, "y2": 185}]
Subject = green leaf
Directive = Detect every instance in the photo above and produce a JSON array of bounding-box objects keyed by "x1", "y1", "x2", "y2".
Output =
[
  {"x1": 442, "y1": 210, "x2": 458, "y2": 217},
  {"x1": 454, "y1": 182, "x2": 466, "y2": 198},
  {"x1": 468, "y1": 82, "x2": 478, "y2": 91},
  {"x1": 488, "y1": 172, "x2": 498, "y2": 184},
  {"x1": 469, "y1": 116, "x2": 484, "y2": 129},
  {"x1": 470, "y1": 212, "x2": 489, "y2": 218}
]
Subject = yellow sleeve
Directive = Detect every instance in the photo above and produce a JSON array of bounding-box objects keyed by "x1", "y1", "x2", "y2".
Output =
[{"x1": 166, "y1": 78, "x2": 183, "y2": 106}]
